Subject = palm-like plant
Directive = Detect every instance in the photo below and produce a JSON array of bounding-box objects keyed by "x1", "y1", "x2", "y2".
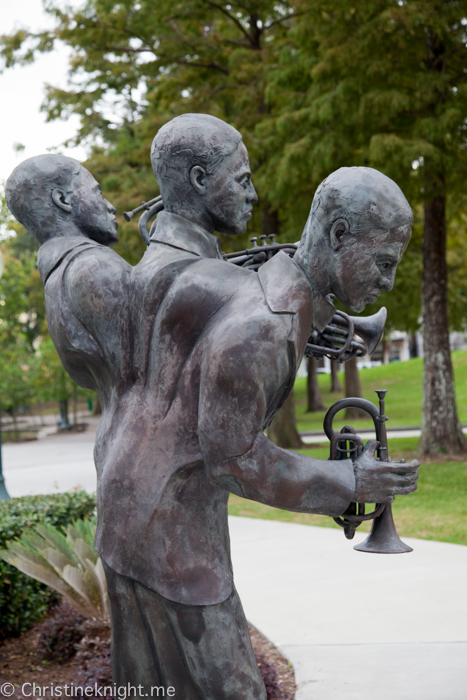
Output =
[{"x1": 0, "y1": 518, "x2": 108, "y2": 620}]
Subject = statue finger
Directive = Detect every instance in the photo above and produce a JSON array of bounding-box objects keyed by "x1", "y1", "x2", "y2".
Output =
[
  {"x1": 382, "y1": 462, "x2": 420, "y2": 475},
  {"x1": 363, "y1": 439, "x2": 378, "y2": 458},
  {"x1": 393, "y1": 484, "x2": 418, "y2": 495},
  {"x1": 387, "y1": 473, "x2": 418, "y2": 487}
]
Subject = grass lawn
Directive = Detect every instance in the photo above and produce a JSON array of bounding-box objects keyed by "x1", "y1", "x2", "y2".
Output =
[
  {"x1": 229, "y1": 440, "x2": 467, "y2": 546},
  {"x1": 294, "y1": 349, "x2": 467, "y2": 434}
]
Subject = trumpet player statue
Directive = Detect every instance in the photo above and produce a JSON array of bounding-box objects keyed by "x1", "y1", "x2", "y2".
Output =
[{"x1": 6, "y1": 113, "x2": 419, "y2": 699}]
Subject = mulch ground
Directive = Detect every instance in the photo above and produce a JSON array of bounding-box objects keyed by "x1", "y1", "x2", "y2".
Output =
[{"x1": 0, "y1": 615, "x2": 296, "y2": 699}]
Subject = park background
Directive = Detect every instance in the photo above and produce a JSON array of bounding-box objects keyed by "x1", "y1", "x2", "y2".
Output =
[{"x1": 0, "y1": 2, "x2": 467, "y2": 695}]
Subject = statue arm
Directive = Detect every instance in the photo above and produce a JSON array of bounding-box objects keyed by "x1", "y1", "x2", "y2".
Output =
[{"x1": 198, "y1": 330, "x2": 355, "y2": 517}]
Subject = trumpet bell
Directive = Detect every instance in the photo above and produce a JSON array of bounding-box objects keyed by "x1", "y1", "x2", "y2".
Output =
[
  {"x1": 353, "y1": 503, "x2": 413, "y2": 554},
  {"x1": 345, "y1": 307, "x2": 387, "y2": 356}
]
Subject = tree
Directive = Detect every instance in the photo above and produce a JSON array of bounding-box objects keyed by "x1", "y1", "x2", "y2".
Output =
[
  {"x1": 344, "y1": 357, "x2": 366, "y2": 421},
  {"x1": 266, "y1": 390, "x2": 303, "y2": 449},
  {"x1": 0, "y1": 0, "x2": 309, "y2": 438},
  {"x1": 306, "y1": 356, "x2": 325, "y2": 412},
  {"x1": 260, "y1": 0, "x2": 467, "y2": 454},
  {"x1": 0, "y1": 335, "x2": 38, "y2": 437},
  {"x1": 0, "y1": 0, "x2": 307, "y2": 259},
  {"x1": 0, "y1": 202, "x2": 88, "y2": 424},
  {"x1": 330, "y1": 361, "x2": 342, "y2": 393}
]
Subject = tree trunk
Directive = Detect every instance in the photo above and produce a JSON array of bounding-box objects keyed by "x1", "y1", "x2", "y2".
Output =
[
  {"x1": 261, "y1": 206, "x2": 279, "y2": 239},
  {"x1": 93, "y1": 395, "x2": 102, "y2": 416},
  {"x1": 383, "y1": 341, "x2": 390, "y2": 364},
  {"x1": 330, "y1": 360, "x2": 342, "y2": 392},
  {"x1": 12, "y1": 408, "x2": 19, "y2": 441},
  {"x1": 72, "y1": 384, "x2": 78, "y2": 428},
  {"x1": 306, "y1": 357, "x2": 326, "y2": 412},
  {"x1": 344, "y1": 357, "x2": 366, "y2": 420},
  {"x1": 59, "y1": 400, "x2": 70, "y2": 430},
  {"x1": 419, "y1": 193, "x2": 465, "y2": 454},
  {"x1": 267, "y1": 389, "x2": 303, "y2": 448},
  {"x1": 37, "y1": 401, "x2": 46, "y2": 426},
  {"x1": 409, "y1": 332, "x2": 418, "y2": 359}
]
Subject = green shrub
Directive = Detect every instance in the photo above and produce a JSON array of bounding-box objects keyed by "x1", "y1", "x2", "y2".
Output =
[{"x1": 0, "y1": 490, "x2": 96, "y2": 641}]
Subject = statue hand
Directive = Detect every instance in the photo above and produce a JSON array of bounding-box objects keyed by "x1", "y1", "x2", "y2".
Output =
[{"x1": 353, "y1": 440, "x2": 419, "y2": 504}]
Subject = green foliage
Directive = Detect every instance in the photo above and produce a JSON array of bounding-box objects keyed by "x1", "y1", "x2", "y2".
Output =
[
  {"x1": 1, "y1": 0, "x2": 450, "y2": 327},
  {"x1": 0, "y1": 216, "x2": 92, "y2": 411},
  {"x1": 0, "y1": 490, "x2": 96, "y2": 640},
  {"x1": 261, "y1": 0, "x2": 467, "y2": 196},
  {"x1": 0, "y1": 0, "x2": 306, "y2": 260},
  {"x1": 1, "y1": 518, "x2": 108, "y2": 620}
]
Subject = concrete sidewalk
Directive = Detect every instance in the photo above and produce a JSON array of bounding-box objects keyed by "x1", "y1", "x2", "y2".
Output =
[
  {"x1": 2, "y1": 424, "x2": 97, "y2": 497},
  {"x1": 2, "y1": 429, "x2": 466, "y2": 698},
  {"x1": 229, "y1": 517, "x2": 467, "y2": 700}
]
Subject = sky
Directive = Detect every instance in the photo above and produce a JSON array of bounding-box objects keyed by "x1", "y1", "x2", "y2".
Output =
[{"x1": 0, "y1": 0, "x2": 86, "y2": 185}]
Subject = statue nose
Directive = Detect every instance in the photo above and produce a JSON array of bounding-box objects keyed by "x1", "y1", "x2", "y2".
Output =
[{"x1": 379, "y1": 272, "x2": 394, "y2": 292}]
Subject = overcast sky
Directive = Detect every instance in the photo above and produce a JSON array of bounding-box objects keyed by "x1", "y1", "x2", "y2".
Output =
[{"x1": 0, "y1": 0, "x2": 86, "y2": 184}]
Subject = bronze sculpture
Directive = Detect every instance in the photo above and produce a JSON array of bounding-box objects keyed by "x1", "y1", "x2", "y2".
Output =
[{"x1": 6, "y1": 113, "x2": 419, "y2": 698}]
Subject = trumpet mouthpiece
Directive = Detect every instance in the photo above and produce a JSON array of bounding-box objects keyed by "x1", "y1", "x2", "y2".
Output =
[{"x1": 123, "y1": 211, "x2": 133, "y2": 222}]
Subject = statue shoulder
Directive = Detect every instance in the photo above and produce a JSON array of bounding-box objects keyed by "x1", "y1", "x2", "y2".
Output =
[
  {"x1": 258, "y1": 251, "x2": 313, "y2": 314},
  {"x1": 37, "y1": 236, "x2": 130, "y2": 285}
]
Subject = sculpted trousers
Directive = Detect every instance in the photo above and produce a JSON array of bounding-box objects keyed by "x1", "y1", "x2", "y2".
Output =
[{"x1": 102, "y1": 560, "x2": 267, "y2": 700}]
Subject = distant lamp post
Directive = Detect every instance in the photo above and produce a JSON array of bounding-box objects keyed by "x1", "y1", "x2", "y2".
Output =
[{"x1": 0, "y1": 250, "x2": 10, "y2": 500}]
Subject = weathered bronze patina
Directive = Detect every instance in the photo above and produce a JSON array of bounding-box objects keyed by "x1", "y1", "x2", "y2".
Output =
[{"x1": 6, "y1": 113, "x2": 419, "y2": 698}]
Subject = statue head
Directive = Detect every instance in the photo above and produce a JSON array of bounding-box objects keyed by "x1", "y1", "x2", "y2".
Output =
[
  {"x1": 151, "y1": 113, "x2": 258, "y2": 236},
  {"x1": 6, "y1": 155, "x2": 118, "y2": 246},
  {"x1": 294, "y1": 166, "x2": 413, "y2": 313}
]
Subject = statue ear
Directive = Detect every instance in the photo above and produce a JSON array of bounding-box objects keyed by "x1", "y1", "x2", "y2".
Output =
[
  {"x1": 189, "y1": 166, "x2": 207, "y2": 196},
  {"x1": 52, "y1": 188, "x2": 72, "y2": 213},
  {"x1": 330, "y1": 218, "x2": 350, "y2": 251}
]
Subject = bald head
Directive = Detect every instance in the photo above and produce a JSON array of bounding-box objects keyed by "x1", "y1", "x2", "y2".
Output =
[
  {"x1": 308, "y1": 166, "x2": 412, "y2": 238},
  {"x1": 151, "y1": 113, "x2": 243, "y2": 209},
  {"x1": 6, "y1": 154, "x2": 118, "y2": 247},
  {"x1": 6, "y1": 155, "x2": 82, "y2": 244},
  {"x1": 295, "y1": 166, "x2": 413, "y2": 313}
]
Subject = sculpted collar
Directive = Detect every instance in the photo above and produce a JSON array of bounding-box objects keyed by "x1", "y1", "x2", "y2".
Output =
[
  {"x1": 258, "y1": 252, "x2": 336, "y2": 332},
  {"x1": 149, "y1": 211, "x2": 223, "y2": 260},
  {"x1": 37, "y1": 235, "x2": 102, "y2": 285}
]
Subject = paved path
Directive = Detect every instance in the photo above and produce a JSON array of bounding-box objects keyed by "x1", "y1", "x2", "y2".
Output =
[
  {"x1": 229, "y1": 517, "x2": 467, "y2": 700},
  {"x1": 302, "y1": 424, "x2": 467, "y2": 444},
  {"x1": 2, "y1": 427, "x2": 97, "y2": 497},
  {"x1": 2, "y1": 430, "x2": 466, "y2": 698}
]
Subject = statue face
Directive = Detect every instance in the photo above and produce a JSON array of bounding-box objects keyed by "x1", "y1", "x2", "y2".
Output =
[
  {"x1": 204, "y1": 142, "x2": 258, "y2": 236},
  {"x1": 331, "y1": 224, "x2": 411, "y2": 313},
  {"x1": 72, "y1": 169, "x2": 119, "y2": 245}
]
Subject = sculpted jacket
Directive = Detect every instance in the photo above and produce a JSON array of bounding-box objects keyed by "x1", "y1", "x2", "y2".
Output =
[{"x1": 38, "y1": 212, "x2": 355, "y2": 607}]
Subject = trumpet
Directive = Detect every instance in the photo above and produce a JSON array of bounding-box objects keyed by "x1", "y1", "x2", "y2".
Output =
[
  {"x1": 323, "y1": 389, "x2": 413, "y2": 553},
  {"x1": 123, "y1": 196, "x2": 164, "y2": 246},
  {"x1": 227, "y1": 236, "x2": 386, "y2": 362},
  {"x1": 122, "y1": 206, "x2": 386, "y2": 362},
  {"x1": 305, "y1": 308, "x2": 387, "y2": 362}
]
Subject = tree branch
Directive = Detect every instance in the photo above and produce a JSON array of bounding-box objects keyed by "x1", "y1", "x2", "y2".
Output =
[
  {"x1": 101, "y1": 45, "x2": 154, "y2": 54},
  {"x1": 264, "y1": 9, "x2": 311, "y2": 31},
  {"x1": 178, "y1": 58, "x2": 230, "y2": 75},
  {"x1": 200, "y1": 0, "x2": 253, "y2": 44}
]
